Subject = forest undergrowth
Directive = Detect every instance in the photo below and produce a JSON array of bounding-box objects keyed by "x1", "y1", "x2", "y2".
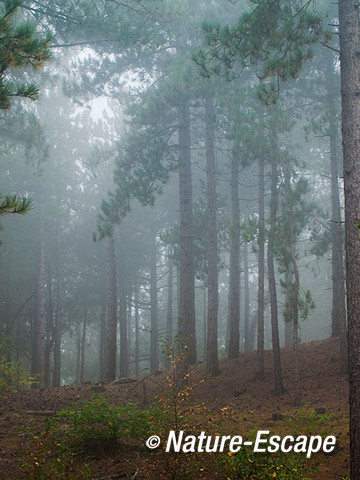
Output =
[{"x1": 0, "y1": 338, "x2": 350, "y2": 480}]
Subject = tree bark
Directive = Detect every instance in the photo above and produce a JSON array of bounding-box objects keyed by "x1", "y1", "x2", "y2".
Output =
[
  {"x1": 150, "y1": 230, "x2": 159, "y2": 370},
  {"x1": 134, "y1": 285, "x2": 140, "y2": 377},
  {"x1": 53, "y1": 220, "x2": 62, "y2": 387},
  {"x1": 243, "y1": 241, "x2": 251, "y2": 351},
  {"x1": 284, "y1": 165, "x2": 301, "y2": 406},
  {"x1": 256, "y1": 156, "x2": 265, "y2": 381},
  {"x1": 267, "y1": 157, "x2": 284, "y2": 395},
  {"x1": 105, "y1": 234, "x2": 118, "y2": 382},
  {"x1": 80, "y1": 307, "x2": 87, "y2": 384},
  {"x1": 119, "y1": 263, "x2": 129, "y2": 378},
  {"x1": 205, "y1": 96, "x2": 219, "y2": 376},
  {"x1": 165, "y1": 250, "x2": 174, "y2": 369},
  {"x1": 338, "y1": 1, "x2": 360, "y2": 478},
  {"x1": 44, "y1": 262, "x2": 53, "y2": 387},
  {"x1": 325, "y1": 57, "x2": 347, "y2": 374},
  {"x1": 99, "y1": 296, "x2": 106, "y2": 382},
  {"x1": 31, "y1": 240, "x2": 46, "y2": 388},
  {"x1": 177, "y1": 99, "x2": 196, "y2": 365},
  {"x1": 228, "y1": 152, "x2": 240, "y2": 359}
]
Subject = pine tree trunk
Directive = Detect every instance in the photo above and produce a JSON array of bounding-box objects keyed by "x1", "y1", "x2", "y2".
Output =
[
  {"x1": 338, "y1": 1, "x2": 360, "y2": 477},
  {"x1": 53, "y1": 221, "x2": 62, "y2": 388},
  {"x1": 44, "y1": 262, "x2": 53, "y2": 387},
  {"x1": 80, "y1": 308, "x2": 87, "y2": 384},
  {"x1": 228, "y1": 152, "x2": 240, "y2": 359},
  {"x1": 165, "y1": 251, "x2": 174, "y2": 370},
  {"x1": 75, "y1": 322, "x2": 81, "y2": 384},
  {"x1": 256, "y1": 157, "x2": 265, "y2": 381},
  {"x1": 325, "y1": 59, "x2": 348, "y2": 374},
  {"x1": 134, "y1": 285, "x2": 140, "y2": 377},
  {"x1": 205, "y1": 97, "x2": 219, "y2": 376},
  {"x1": 177, "y1": 99, "x2": 196, "y2": 365},
  {"x1": 243, "y1": 241, "x2": 251, "y2": 351},
  {"x1": 285, "y1": 316, "x2": 293, "y2": 346},
  {"x1": 284, "y1": 166, "x2": 301, "y2": 406},
  {"x1": 119, "y1": 282, "x2": 129, "y2": 377},
  {"x1": 268, "y1": 158, "x2": 284, "y2": 395},
  {"x1": 105, "y1": 234, "x2": 117, "y2": 382},
  {"x1": 150, "y1": 230, "x2": 159, "y2": 370},
  {"x1": 32, "y1": 241, "x2": 46, "y2": 388},
  {"x1": 99, "y1": 297, "x2": 106, "y2": 382}
]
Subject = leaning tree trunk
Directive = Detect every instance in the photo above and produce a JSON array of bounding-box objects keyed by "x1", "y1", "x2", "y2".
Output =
[
  {"x1": 105, "y1": 233, "x2": 118, "y2": 382},
  {"x1": 205, "y1": 96, "x2": 219, "y2": 376},
  {"x1": 338, "y1": 1, "x2": 360, "y2": 478},
  {"x1": 177, "y1": 99, "x2": 196, "y2": 366},
  {"x1": 267, "y1": 156, "x2": 284, "y2": 395},
  {"x1": 256, "y1": 156, "x2": 265, "y2": 381},
  {"x1": 228, "y1": 152, "x2": 240, "y2": 359}
]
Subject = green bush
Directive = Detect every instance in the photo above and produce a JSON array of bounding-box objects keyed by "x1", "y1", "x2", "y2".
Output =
[
  {"x1": 220, "y1": 445, "x2": 314, "y2": 480},
  {"x1": 51, "y1": 395, "x2": 161, "y2": 452},
  {"x1": 286, "y1": 406, "x2": 333, "y2": 437},
  {"x1": 0, "y1": 340, "x2": 36, "y2": 394}
]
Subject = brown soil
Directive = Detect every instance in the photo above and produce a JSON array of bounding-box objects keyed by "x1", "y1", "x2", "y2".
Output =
[{"x1": 0, "y1": 337, "x2": 349, "y2": 480}]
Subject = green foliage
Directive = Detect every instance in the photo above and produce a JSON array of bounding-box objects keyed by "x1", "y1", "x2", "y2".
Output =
[
  {"x1": 21, "y1": 430, "x2": 92, "y2": 480},
  {"x1": 0, "y1": 194, "x2": 32, "y2": 216},
  {"x1": 220, "y1": 444, "x2": 314, "y2": 480},
  {"x1": 0, "y1": 0, "x2": 52, "y2": 109},
  {"x1": 194, "y1": 0, "x2": 327, "y2": 104},
  {"x1": 286, "y1": 406, "x2": 333, "y2": 438},
  {"x1": 0, "y1": 339, "x2": 36, "y2": 393},
  {"x1": 51, "y1": 395, "x2": 160, "y2": 452}
]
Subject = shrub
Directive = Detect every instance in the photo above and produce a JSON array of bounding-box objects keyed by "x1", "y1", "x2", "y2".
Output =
[
  {"x1": 50, "y1": 395, "x2": 162, "y2": 453},
  {"x1": 0, "y1": 339, "x2": 36, "y2": 394},
  {"x1": 220, "y1": 445, "x2": 315, "y2": 480}
]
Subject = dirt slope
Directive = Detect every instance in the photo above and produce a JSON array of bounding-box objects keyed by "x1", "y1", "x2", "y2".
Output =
[{"x1": 0, "y1": 337, "x2": 349, "y2": 480}]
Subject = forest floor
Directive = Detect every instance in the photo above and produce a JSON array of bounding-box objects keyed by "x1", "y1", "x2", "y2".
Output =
[{"x1": 0, "y1": 337, "x2": 349, "y2": 480}]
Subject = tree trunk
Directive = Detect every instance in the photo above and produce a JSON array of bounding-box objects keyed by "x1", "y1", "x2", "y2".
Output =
[
  {"x1": 325, "y1": 58, "x2": 347, "y2": 374},
  {"x1": 119, "y1": 281, "x2": 129, "y2": 377},
  {"x1": 177, "y1": 99, "x2": 196, "y2": 366},
  {"x1": 338, "y1": 1, "x2": 360, "y2": 478},
  {"x1": 243, "y1": 241, "x2": 251, "y2": 351},
  {"x1": 150, "y1": 230, "x2": 159, "y2": 370},
  {"x1": 134, "y1": 285, "x2": 140, "y2": 377},
  {"x1": 44, "y1": 262, "x2": 53, "y2": 387},
  {"x1": 53, "y1": 221, "x2": 62, "y2": 387},
  {"x1": 205, "y1": 97, "x2": 219, "y2": 376},
  {"x1": 284, "y1": 165, "x2": 301, "y2": 406},
  {"x1": 165, "y1": 250, "x2": 174, "y2": 369},
  {"x1": 105, "y1": 234, "x2": 118, "y2": 382},
  {"x1": 80, "y1": 307, "x2": 87, "y2": 384},
  {"x1": 99, "y1": 297, "x2": 106, "y2": 382},
  {"x1": 256, "y1": 156, "x2": 265, "y2": 381},
  {"x1": 267, "y1": 157, "x2": 284, "y2": 395},
  {"x1": 228, "y1": 152, "x2": 240, "y2": 359},
  {"x1": 32, "y1": 241, "x2": 46, "y2": 388},
  {"x1": 75, "y1": 321, "x2": 81, "y2": 385}
]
